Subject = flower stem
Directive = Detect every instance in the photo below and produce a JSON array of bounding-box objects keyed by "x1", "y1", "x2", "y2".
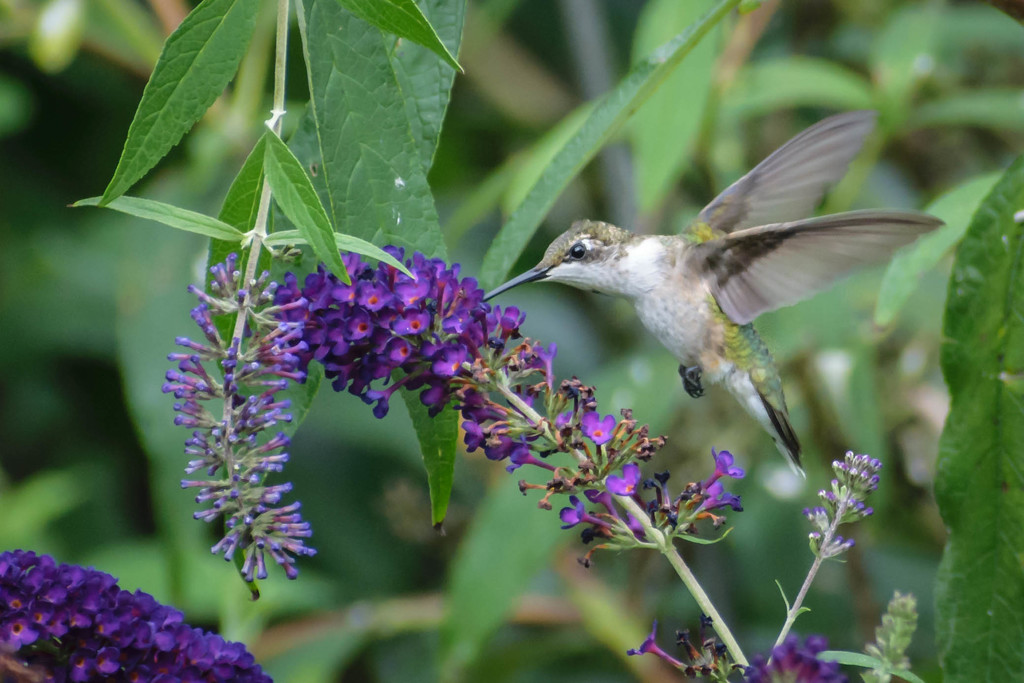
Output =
[
  {"x1": 225, "y1": 0, "x2": 290, "y2": 470},
  {"x1": 494, "y1": 381, "x2": 588, "y2": 467},
  {"x1": 618, "y1": 495, "x2": 748, "y2": 667},
  {"x1": 774, "y1": 496, "x2": 850, "y2": 647}
]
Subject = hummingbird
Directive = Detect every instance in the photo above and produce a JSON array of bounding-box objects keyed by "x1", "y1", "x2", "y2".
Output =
[{"x1": 484, "y1": 111, "x2": 941, "y2": 474}]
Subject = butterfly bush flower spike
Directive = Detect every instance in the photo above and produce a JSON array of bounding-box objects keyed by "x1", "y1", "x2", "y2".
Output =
[
  {"x1": 0, "y1": 550, "x2": 271, "y2": 681},
  {"x1": 804, "y1": 451, "x2": 880, "y2": 559},
  {"x1": 163, "y1": 254, "x2": 315, "y2": 581}
]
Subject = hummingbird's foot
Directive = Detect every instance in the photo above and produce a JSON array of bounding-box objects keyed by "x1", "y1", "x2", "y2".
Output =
[{"x1": 678, "y1": 365, "x2": 705, "y2": 398}]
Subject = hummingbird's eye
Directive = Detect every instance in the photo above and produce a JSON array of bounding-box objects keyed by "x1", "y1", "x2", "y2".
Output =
[{"x1": 568, "y1": 242, "x2": 587, "y2": 260}]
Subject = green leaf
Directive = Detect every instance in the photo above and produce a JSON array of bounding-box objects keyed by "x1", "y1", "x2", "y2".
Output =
[
  {"x1": 817, "y1": 651, "x2": 927, "y2": 683},
  {"x1": 100, "y1": 0, "x2": 258, "y2": 202},
  {"x1": 209, "y1": 134, "x2": 270, "y2": 341},
  {"x1": 723, "y1": 56, "x2": 874, "y2": 119},
  {"x1": 630, "y1": 0, "x2": 722, "y2": 212},
  {"x1": 870, "y1": 5, "x2": 939, "y2": 126},
  {"x1": 479, "y1": 0, "x2": 742, "y2": 288},
  {"x1": 295, "y1": 0, "x2": 447, "y2": 259},
  {"x1": 910, "y1": 90, "x2": 1024, "y2": 132},
  {"x1": 400, "y1": 391, "x2": 457, "y2": 526},
  {"x1": 875, "y1": 172, "x2": 1001, "y2": 326},
  {"x1": 440, "y1": 480, "x2": 566, "y2": 679},
  {"x1": 262, "y1": 130, "x2": 350, "y2": 284},
  {"x1": 390, "y1": 0, "x2": 466, "y2": 171},
  {"x1": 75, "y1": 196, "x2": 244, "y2": 241},
  {"x1": 336, "y1": 0, "x2": 462, "y2": 72},
  {"x1": 501, "y1": 103, "x2": 592, "y2": 214},
  {"x1": 936, "y1": 156, "x2": 1024, "y2": 683},
  {"x1": 677, "y1": 526, "x2": 733, "y2": 544},
  {"x1": 264, "y1": 230, "x2": 414, "y2": 277}
]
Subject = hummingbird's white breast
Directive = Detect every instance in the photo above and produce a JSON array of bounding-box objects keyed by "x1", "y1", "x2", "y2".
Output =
[{"x1": 616, "y1": 238, "x2": 717, "y2": 370}]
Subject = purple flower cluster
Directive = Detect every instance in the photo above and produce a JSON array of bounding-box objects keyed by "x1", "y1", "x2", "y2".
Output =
[
  {"x1": 163, "y1": 255, "x2": 315, "y2": 581},
  {"x1": 558, "y1": 449, "x2": 744, "y2": 560},
  {"x1": 0, "y1": 550, "x2": 271, "y2": 682},
  {"x1": 276, "y1": 250, "x2": 741, "y2": 555},
  {"x1": 276, "y1": 249, "x2": 502, "y2": 419},
  {"x1": 275, "y1": 249, "x2": 563, "y2": 473},
  {"x1": 804, "y1": 452, "x2": 881, "y2": 559},
  {"x1": 744, "y1": 635, "x2": 847, "y2": 682}
]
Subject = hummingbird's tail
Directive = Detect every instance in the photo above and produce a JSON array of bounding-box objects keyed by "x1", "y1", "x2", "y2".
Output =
[{"x1": 758, "y1": 392, "x2": 803, "y2": 476}]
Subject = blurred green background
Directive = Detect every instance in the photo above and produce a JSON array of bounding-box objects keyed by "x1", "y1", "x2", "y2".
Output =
[{"x1": 1, "y1": 0, "x2": 1022, "y2": 680}]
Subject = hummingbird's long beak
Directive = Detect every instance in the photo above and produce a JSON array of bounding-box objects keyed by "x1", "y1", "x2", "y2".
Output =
[{"x1": 484, "y1": 267, "x2": 550, "y2": 301}]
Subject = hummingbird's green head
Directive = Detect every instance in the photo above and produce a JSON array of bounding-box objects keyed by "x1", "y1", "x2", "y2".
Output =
[{"x1": 484, "y1": 220, "x2": 634, "y2": 300}]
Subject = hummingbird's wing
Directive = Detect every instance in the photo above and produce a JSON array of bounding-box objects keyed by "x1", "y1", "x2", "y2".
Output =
[
  {"x1": 693, "y1": 210, "x2": 943, "y2": 325},
  {"x1": 691, "y1": 111, "x2": 877, "y2": 239}
]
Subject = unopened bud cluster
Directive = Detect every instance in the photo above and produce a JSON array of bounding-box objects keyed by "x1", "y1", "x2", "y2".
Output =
[
  {"x1": 803, "y1": 451, "x2": 881, "y2": 559},
  {"x1": 163, "y1": 254, "x2": 315, "y2": 581}
]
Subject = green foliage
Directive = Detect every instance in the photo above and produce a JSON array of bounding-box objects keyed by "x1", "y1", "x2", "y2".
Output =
[
  {"x1": 440, "y1": 481, "x2": 566, "y2": 680},
  {"x1": 401, "y1": 392, "x2": 457, "y2": 526},
  {"x1": 263, "y1": 130, "x2": 350, "y2": 282},
  {"x1": 295, "y1": 0, "x2": 448, "y2": 259},
  {"x1": 936, "y1": 157, "x2": 1024, "y2": 682},
  {"x1": 630, "y1": 0, "x2": 722, "y2": 212},
  {"x1": 723, "y1": 57, "x2": 874, "y2": 118},
  {"x1": 479, "y1": 0, "x2": 742, "y2": 288},
  {"x1": 75, "y1": 196, "x2": 244, "y2": 241},
  {"x1": 875, "y1": 173, "x2": 1001, "y2": 327},
  {"x1": 335, "y1": 0, "x2": 462, "y2": 71},
  {"x1": 100, "y1": 0, "x2": 258, "y2": 203}
]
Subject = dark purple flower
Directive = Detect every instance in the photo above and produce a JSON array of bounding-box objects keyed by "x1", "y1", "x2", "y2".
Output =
[
  {"x1": 627, "y1": 621, "x2": 684, "y2": 668},
  {"x1": 702, "y1": 481, "x2": 743, "y2": 512},
  {"x1": 581, "y1": 412, "x2": 616, "y2": 446},
  {"x1": 0, "y1": 550, "x2": 272, "y2": 681},
  {"x1": 745, "y1": 635, "x2": 846, "y2": 682},
  {"x1": 607, "y1": 463, "x2": 642, "y2": 497},
  {"x1": 558, "y1": 495, "x2": 609, "y2": 531},
  {"x1": 506, "y1": 441, "x2": 556, "y2": 473},
  {"x1": 430, "y1": 345, "x2": 467, "y2": 378},
  {"x1": 703, "y1": 448, "x2": 745, "y2": 487}
]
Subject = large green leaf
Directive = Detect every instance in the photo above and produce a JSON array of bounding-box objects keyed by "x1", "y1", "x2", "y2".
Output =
[
  {"x1": 440, "y1": 480, "x2": 566, "y2": 679},
  {"x1": 935, "y1": 156, "x2": 1024, "y2": 682},
  {"x1": 479, "y1": 0, "x2": 742, "y2": 289},
  {"x1": 262, "y1": 130, "x2": 350, "y2": 283},
  {"x1": 722, "y1": 56, "x2": 874, "y2": 119},
  {"x1": 874, "y1": 172, "x2": 1001, "y2": 327},
  {"x1": 400, "y1": 392, "x2": 457, "y2": 526},
  {"x1": 336, "y1": 0, "x2": 462, "y2": 71},
  {"x1": 75, "y1": 196, "x2": 244, "y2": 241},
  {"x1": 390, "y1": 0, "x2": 466, "y2": 171},
  {"x1": 295, "y1": 0, "x2": 448, "y2": 259},
  {"x1": 910, "y1": 90, "x2": 1024, "y2": 133},
  {"x1": 100, "y1": 0, "x2": 258, "y2": 203},
  {"x1": 630, "y1": 0, "x2": 722, "y2": 212}
]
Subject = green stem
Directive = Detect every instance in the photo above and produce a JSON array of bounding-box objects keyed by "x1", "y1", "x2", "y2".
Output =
[
  {"x1": 224, "y1": 0, "x2": 290, "y2": 465},
  {"x1": 494, "y1": 381, "x2": 588, "y2": 467},
  {"x1": 617, "y1": 496, "x2": 748, "y2": 667},
  {"x1": 773, "y1": 496, "x2": 850, "y2": 647}
]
